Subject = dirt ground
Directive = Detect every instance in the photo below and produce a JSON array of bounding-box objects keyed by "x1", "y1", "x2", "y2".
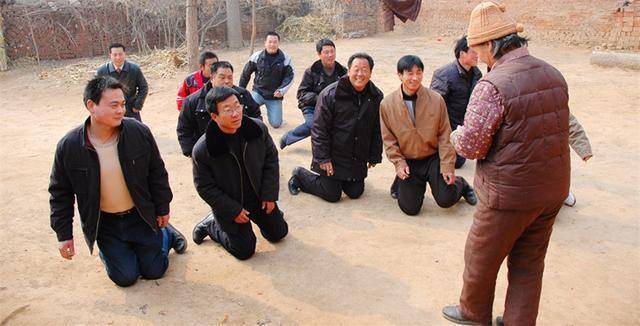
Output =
[{"x1": 0, "y1": 32, "x2": 638, "y2": 325}]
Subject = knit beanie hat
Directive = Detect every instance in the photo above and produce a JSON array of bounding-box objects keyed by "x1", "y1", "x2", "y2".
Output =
[{"x1": 467, "y1": 1, "x2": 525, "y2": 46}]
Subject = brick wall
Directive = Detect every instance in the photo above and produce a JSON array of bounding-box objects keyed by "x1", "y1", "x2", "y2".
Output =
[
  {"x1": 309, "y1": 0, "x2": 380, "y2": 37},
  {"x1": 397, "y1": 0, "x2": 640, "y2": 51}
]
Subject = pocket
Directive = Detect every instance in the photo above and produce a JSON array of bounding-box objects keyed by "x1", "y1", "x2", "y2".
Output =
[
  {"x1": 130, "y1": 150, "x2": 150, "y2": 179},
  {"x1": 69, "y1": 167, "x2": 89, "y2": 194}
]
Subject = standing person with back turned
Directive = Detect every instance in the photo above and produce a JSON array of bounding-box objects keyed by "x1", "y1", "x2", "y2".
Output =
[{"x1": 441, "y1": 2, "x2": 570, "y2": 325}]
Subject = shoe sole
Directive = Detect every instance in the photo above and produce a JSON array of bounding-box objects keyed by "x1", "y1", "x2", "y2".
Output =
[
  {"x1": 442, "y1": 312, "x2": 482, "y2": 325},
  {"x1": 169, "y1": 224, "x2": 188, "y2": 254},
  {"x1": 192, "y1": 214, "x2": 213, "y2": 245}
]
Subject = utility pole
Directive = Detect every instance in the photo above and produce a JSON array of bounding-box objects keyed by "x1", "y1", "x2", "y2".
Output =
[
  {"x1": 225, "y1": 0, "x2": 243, "y2": 48},
  {"x1": 186, "y1": 0, "x2": 198, "y2": 71}
]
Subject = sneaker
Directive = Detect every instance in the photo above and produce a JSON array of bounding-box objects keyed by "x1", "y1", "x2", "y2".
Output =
[
  {"x1": 564, "y1": 192, "x2": 576, "y2": 207},
  {"x1": 166, "y1": 223, "x2": 187, "y2": 254},
  {"x1": 462, "y1": 184, "x2": 478, "y2": 206},
  {"x1": 192, "y1": 212, "x2": 214, "y2": 245},
  {"x1": 288, "y1": 167, "x2": 302, "y2": 195},
  {"x1": 279, "y1": 133, "x2": 287, "y2": 150}
]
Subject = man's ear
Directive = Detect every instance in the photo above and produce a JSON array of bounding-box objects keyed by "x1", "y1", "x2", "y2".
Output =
[
  {"x1": 86, "y1": 100, "x2": 95, "y2": 113},
  {"x1": 397, "y1": 72, "x2": 404, "y2": 82},
  {"x1": 210, "y1": 112, "x2": 218, "y2": 121}
]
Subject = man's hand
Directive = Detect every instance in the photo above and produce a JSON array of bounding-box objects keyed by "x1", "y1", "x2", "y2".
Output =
[
  {"x1": 157, "y1": 214, "x2": 170, "y2": 228},
  {"x1": 442, "y1": 172, "x2": 456, "y2": 185},
  {"x1": 234, "y1": 209, "x2": 250, "y2": 224},
  {"x1": 273, "y1": 90, "x2": 283, "y2": 98},
  {"x1": 262, "y1": 201, "x2": 276, "y2": 214},
  {"x1": 320, "y1": 161, "x2": 334, "y2": 176},
  {"x1": 395, "y1": 162, "x2": 410, "y2": 180},
  {"x1": 58, "y1": 239, "x2": 75, "y2": 260},
  {"x1": 368, "y1": 163, "x2": 377, "y2": 169},
  {"x1": 583, "y1": 154, "x2": 592, "y2": 162},
  {"x1": 132, "y1": 108, "x2": 141, "y2": 113}
]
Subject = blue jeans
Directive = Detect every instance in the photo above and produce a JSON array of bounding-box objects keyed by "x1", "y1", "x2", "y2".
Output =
[
  {"x1": 97, "y1": 210, "x2": 171, "y2": 287},
  {"x1": 283, "y1": 107, "x2": 314, "y2": 146},
  {"x1": 251, "y1": 91, "x2": 283, "y2": 128}
]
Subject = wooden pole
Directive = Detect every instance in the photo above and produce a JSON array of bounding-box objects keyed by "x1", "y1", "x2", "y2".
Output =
[
  {"x1": 225, "y1": 0, "x2": 243, "y2": 48},
  {"x1": 249, "y1": 0, "x2": 256, "y2": 55},
  {"x1": 186, "y1": 0, "x2": 199, "y2": 71},
  {"x1": 0, "y1": 12, "x2": 8, "y2": 71}
]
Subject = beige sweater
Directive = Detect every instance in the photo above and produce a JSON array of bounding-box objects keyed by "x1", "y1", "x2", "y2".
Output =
[
  {"x1": 88, "y1": 132, "x2": 135, "y2": 213},
  {"x1": 380, "y1": 85, "x2": 456, "y2": 174}
]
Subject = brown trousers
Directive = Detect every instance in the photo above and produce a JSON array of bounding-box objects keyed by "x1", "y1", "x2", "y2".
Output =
[{"x1": 460, "y1": 199, "x2": 564, "y2": 325}]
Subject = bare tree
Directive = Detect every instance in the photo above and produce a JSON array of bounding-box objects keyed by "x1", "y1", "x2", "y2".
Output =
[
  {"x1": 226, "y1": 0, "x2": 243, "y2": 48},
  {"x1": 186, "y1": 0, "x2": 198, "y2": 70},
  {"x1": 0, "y1": 11, "x2": 8, "y2": 70},
  {"x1": 249, "y1": 0, "x2": 256, "y2": 55}
]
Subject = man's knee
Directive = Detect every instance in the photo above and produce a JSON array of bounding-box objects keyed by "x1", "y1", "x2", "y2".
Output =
[
  {"x1": 323, "y1": 191, "x2": 342, "y2": 203},
  {"x1": 229, "y1": 245, "x2": 256, "y2": 260},
  {"x1": 261, "y1": 221, "x2": 288, "y2": 243},
  {"x1": 107, "y1": 270, "x2": 139, "y2": 287},
  {"x1": 345, "y1": 188, "x2": 364, "y2": 200},
  {"x1": 399, "y1": 201, "x2": 422, "y2": 216},
  {"x1": 435, "y1": 195, "x2": 458, "y2": 208},
  {"x1": 140, "y1": 263, "x2": 168, "y2": 281}
]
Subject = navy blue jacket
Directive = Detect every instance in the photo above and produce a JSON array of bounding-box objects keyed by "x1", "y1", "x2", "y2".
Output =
[{"x1": 430, "y1": 60, "x2": 482, "y2": 129}]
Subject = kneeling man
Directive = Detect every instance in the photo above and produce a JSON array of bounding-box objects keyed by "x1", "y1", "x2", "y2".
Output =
[
  {"x1": 380, "y1": 55, "x2": 477, "y2": 216},
  {"x1": 49, "y1": 76, "x2": 187, "y2": 287},
  {"x1": 191, "y1": 87, "x2": 288, "y2": 260}
]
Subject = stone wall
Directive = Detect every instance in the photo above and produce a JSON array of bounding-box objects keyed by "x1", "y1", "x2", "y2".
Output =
[{"x1": 397, "y1": 0, "x2": 640, "y2": 51}]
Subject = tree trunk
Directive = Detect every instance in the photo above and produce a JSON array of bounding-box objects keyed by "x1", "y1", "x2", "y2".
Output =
[
  {"x1": 0, "y1": 12, "x2": 8, "y2": 71},
  {"x1": 225, "y1": 0, "x2": 243, "y2": 48},
  {"x1": 186, "y1": 0, "x2": 199, "y2": 71},
  {"x1": 249, "y1": 0, "x2": 256, "y2": 55}
]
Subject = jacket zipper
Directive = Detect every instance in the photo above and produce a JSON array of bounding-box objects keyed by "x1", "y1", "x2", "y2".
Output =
[
  {"x1": 243, "y1": 143, "x2": 259, "y2": 197},
  {"x1": 88, "y1": 146, "x2": 102, "y2": 252},
  {"x1": 230, "y1": 152, "x2": 244, "y2": 205}
]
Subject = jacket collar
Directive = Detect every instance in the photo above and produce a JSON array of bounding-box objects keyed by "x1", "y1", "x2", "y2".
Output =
[
  {"x1": 335, "y1": 75, "x2": 381, "y2": 100},
  {"x1": 107, "y1": 61, "x2": 129, "y2": 73},
  {"x1": 81, "y1": 116, "x2": 125, "y2": 149},
  {"x1": 205, "y1": 115, "x2": 263, "y2": 158},
  {"x1": 310, "y1": 60, "x2": 346, "y2": 76},
  {"x1": 198, "y1": 81, "x2": 213, "y2": 100},
  {"x1": 493, "y1": 47, "x2": 530, "y2": 70},
  {"x1": 455, "y1": 59, "x2": 482, "y2": 79}
]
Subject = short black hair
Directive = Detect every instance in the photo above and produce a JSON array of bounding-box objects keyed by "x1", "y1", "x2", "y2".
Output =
[
  {"x1": 266, "y1": 31, "x2": 280, "y2": 40},
  {"x1": 199, "y1": 51, "x2": 218, "y2": 66},
  {"x1": 83, "y1": 76, "x2": 127, "y2": 108},
  {"x1": 316, "y1": 38, "x2": 336, "y2": 54},
  {"x1": 396, "y1": 55, "x2": 424, "y2": 74},
  {"x1": 211, "y1": 61, "x2": 234, "y2": 74},
  {"x1": 108, "y1": 43, "x2": 126, "y2": 53},
  {"x1": 490, "y1": 33, "x2": 529, "y2": 60},
  {"x1": 454, "y1": 36, "x2": 469, "y2": 59},
  {"x1": 347, "y1": 52, "x2": 374, "y2": 70},
  {"x1": 205, "y1": 86, "x2": 240, "y2": 114}
]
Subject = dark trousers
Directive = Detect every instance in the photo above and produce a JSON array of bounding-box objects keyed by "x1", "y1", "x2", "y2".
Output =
[
  {"x1": 459, "y1": 200, "x2": 563, "y2": 325},
  {"x1": 391, "y1": 155, "x2": 468, "y2": 215},
  {"x1": 283, "y1": 107, "x2": 314, "y2": 146},
  {"x1": 455, "y1": 154, "x2": 466, "y2": 169},
  {"x1": 96, "y1": 210, "x2": 171, "y2": 287},
  {"x1": 208, "y1": 205, "x2": 288, "y2": 260},
  {"x1": 295, "y1": 167, "x2": 365, "y2": 203}
]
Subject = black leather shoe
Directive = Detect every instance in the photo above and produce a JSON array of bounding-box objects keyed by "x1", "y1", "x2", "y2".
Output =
[
  {"x1": 192, "y1": 213, "x2": 214, "y2": 245},
  {"x1": 463, "y1": 184, "x2": 478, "y2": 206},
  {"x1": 166, "y1": 223, "x2": 187, "y2": 254},
  {"x1": 279, "y1": 133, "x2": 287, "y2": 150},
  {"x1": 494, "y1": 316, "x2": 503, "y2": 326},
  {"x1": 390, "y1": 188, "x2": 398, "y2": 199},
  {"x1": 288, "y1": 167, "x2": 302, "y2": 195},
  {"x1": 442, "y1": 305, "x2": 482, "y2": 325}
]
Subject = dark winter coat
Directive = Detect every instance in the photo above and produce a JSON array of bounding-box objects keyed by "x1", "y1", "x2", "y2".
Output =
[
  {"x1": 311, "y1": 76, "x2": 384, "y2": 181},
  {"x1": 296, "y1": 60, "x2": 347, "y2": 110},
  {"x1": 191, "y1": 116, "x2": 279, "y2": 233},
  {"x1": 49, "y1": 118, "x2": 172, "y2": 253},
  {"x1": 177, "y1": 83, "x2": 261, "y2": 157}
]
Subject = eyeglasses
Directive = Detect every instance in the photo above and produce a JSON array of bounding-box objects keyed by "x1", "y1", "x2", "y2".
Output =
[{"x1": 219, "y1": 105, "x2": 242, "y2": 116}]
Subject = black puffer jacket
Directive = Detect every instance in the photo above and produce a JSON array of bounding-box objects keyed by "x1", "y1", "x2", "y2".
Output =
[
  {"x1": 192, "y1": 116, "x2": 279, "y2": 233},
  {"x1": 177, "y1": 83, "x2": 261, "y2": 157},
  {"x1": 297, "y1": 60, "x2": 347, "y2": 110},
  {"x1": 430, "y1": 60, "x2": 482, "y2": 129},
  {"x1": 49, "y1": 118, "x2": 172, "y2": 253},
  {"x1": 311, "y1": 76, "x2": 384, "y2": 181}
]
